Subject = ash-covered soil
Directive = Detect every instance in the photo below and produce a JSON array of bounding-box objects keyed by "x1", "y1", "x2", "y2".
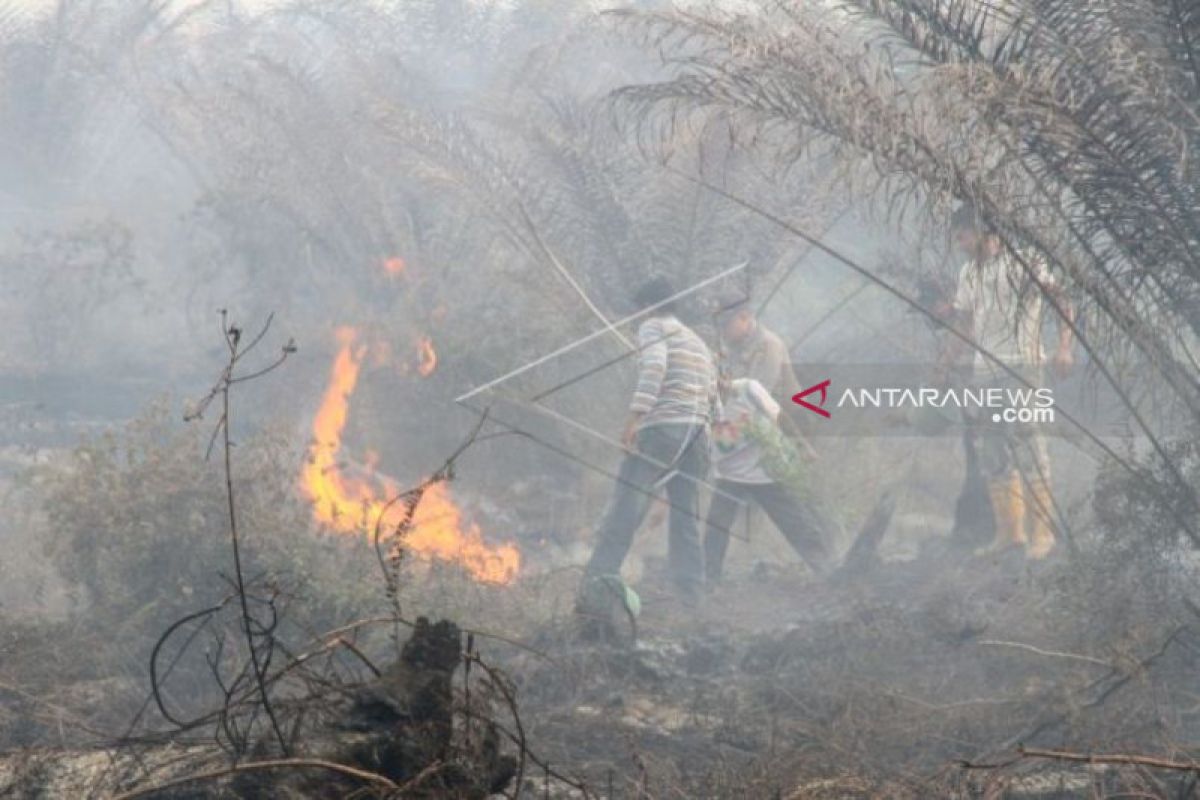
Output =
[
  {"x1": 3, "y1": 524, "x2": 1198, "y2": 798},
  {"x1": 494, "y1": 551, "x2": 1199, "y2": 798}
]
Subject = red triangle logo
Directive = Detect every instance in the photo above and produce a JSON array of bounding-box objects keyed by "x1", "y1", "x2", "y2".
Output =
[{"x1": 792, "y1": 379, "x2": 832, "y2": 418}]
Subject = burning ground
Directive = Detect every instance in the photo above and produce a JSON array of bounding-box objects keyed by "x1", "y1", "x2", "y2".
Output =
[
  {"x1": 300, "y1": 325, "x2": 519, "y2": 584},
  {"x1": 4, "y1": 508, "x2": 1200, "y2": 797},
  {"x1": 3, "y1": 0, "x2": 1200, "y2": 797},
  {"x1": 1, "y1": 227, "x2": 1198, "y2": 798},
  {"x1": 2, "y1": 328, "x2": 1199, "y2": 798}
]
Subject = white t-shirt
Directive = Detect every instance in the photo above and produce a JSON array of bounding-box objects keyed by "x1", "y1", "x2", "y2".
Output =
[
  {"x1": 711, "y1": 378, "x2": 780, "y2": 484},
  {"x1": 954, "y1": 251, "x2": 1056, "y2": 373}
]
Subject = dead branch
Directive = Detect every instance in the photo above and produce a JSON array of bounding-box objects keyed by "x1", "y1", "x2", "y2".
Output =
[
  {"x1": 977, "y1": 640, "x2": 1113, "y2": 669},
  {"x1": 181, "y1": 311, "x2": 296, "y2": 755},
  {"x1": 467, "y1": 652, "x2": 527, "y2": 798},
  {"x1": 391, "y1": 759, "x2": 445, "y2": 795},
  {"x1": 962, "y1": 746, "x2": 1200, "y2": 774},
  {"x1": 107, "y1": 757, "x2": 401, "y2": 799}
]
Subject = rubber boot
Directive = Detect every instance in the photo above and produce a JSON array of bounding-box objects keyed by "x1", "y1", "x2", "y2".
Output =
[
  {"x1": 1026, "y1": 477, "x2": 1057, "y2": 560},
  {"x1": 977, "y1": 471, "x2": 1027, "y2": 555}
]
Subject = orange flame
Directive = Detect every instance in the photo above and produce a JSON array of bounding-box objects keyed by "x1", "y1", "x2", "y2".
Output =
[
  {"x1": 417, "y1": 336, "x2": 438, "y2": 377},
  {"x1": 382, "y1": 257, "x2": 406, "y2": 277},
  {"x1": 300, "y1": 326, "x2": 519, "y2": 583}
]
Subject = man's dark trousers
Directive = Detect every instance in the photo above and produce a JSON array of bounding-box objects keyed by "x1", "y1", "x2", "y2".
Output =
[
  {"x1": 703, "y1": 479, "x2": 831, "y2": 581},
  {"x1": 585, "y1": 423, "x2": 709, "y2": 595}
]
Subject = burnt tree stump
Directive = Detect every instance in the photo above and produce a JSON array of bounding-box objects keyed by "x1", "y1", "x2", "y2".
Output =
[{"x1": 222, "y1": 617, "x2": 515, "y2": 799}]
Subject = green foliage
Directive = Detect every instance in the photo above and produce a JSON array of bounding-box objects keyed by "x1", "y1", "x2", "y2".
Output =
[
  {"x1": 1093, "y1": 431, "x2": 1200, "y2": 551},
  {"x1": 36, "y1": 402, "x2": 380, "y2": 648},
  {"x1": 614, "y1": 0, "x2": 1200, "y2": 548},
  {"x1": 745, "y1": 416, "x2": 810, "y2": 500}
]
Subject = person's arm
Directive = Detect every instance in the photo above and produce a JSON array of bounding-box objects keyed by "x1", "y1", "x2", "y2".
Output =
[
  {"x1": 769, "y1": 358, "x2": 822, "y2": 460},
  {"x1": 707, "y1": 353, "x2": 721, "y2": 423},
  {"x1": 1052, "y1": 296, "x2": 1076, "y2": 376},
  {"x1": 938, "y1": 264, "x2": 975, "y2": 377},
  {"x1": 762, "y1": 335, "x2": 821, "y2": 458},
  {"x1": 625, "y1": 318, "x2": 668, "y2": 446},
  {"x1": 746, "y1": 379, "x2": 781, "y2": 423},
  {"x1": 750, "y1": 334, "x2": 786, "y2": 396},
  {"x1": 1036, "y1": 259, "x2": 1076, "y2": 376}
]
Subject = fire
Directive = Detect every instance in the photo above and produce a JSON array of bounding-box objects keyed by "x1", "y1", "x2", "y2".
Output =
[
  {"x1": 300, "y1": 326, "x2": 519, "y2": 584},
  {"x1": 416, "y1": 335, "x2": 437, "y2": 377},
  {"x1": 382, "y1": 257, "x2": 406, "y2": 276}
]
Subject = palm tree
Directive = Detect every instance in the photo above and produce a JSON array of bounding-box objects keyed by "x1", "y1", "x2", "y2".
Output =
[{"x1": 614, "y1": 0, "x2": 1200, "y2": 544}]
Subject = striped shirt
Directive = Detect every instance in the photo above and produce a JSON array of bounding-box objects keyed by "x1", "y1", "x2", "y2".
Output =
[{"x1": 629, "y1": 315, "x2": 717, "y2": 429}]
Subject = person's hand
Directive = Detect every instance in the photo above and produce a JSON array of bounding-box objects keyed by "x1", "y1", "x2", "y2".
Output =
[
  {"x1": 645, "y1": 496, "x2": 668, "y2": 529},
  {"x1": 1052, "y1": 344, "x2": 1074, "y2": 378},
  {"x1": 621, "y1": 414, "x2": 643, "y2": 449}
]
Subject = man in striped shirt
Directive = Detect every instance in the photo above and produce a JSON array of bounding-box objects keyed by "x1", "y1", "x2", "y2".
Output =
[{"x1": 582, "y1": 276, "x2": 717, "y2": 606}]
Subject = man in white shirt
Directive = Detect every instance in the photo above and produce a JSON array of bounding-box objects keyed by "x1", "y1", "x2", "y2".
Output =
[{"x1": 945, "y1": 205, "x2": 1075, "y2": 559}]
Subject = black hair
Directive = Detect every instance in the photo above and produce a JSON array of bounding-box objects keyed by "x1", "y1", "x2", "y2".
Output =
[
  {"x1": 633, "y1": 275, "x2": 676, "y2": 314},
  {"x1": 713, "y1": 288, "x2": 752, "y2": 320}
]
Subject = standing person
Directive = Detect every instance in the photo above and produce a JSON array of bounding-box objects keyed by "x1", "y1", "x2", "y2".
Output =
[
  {"x1": 703, "y1": 372, "x2": 831, "y2": 583},
  {"x1": 714, "y1": 289, "x2": 822, "y2": 466},
  {"x1": 714, "y1": 290, "x2": 803, "y2": 403},
  {"x1": 580, "y1": 276, "x2": 717, "y2": 607},
  {"x1": 945, "y1": 205, "x2": 1075, "y2": 559}
]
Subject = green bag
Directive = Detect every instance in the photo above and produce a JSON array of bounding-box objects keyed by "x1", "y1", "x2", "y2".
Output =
[
  {"x1": 744, "y1": 412, "x2": 810, "y2": 500},
  {"x1": 578, "y1": 574, "x2": 641, "y2": 620}
]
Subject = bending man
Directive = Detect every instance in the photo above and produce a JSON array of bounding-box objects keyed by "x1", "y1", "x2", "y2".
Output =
[{"x1": 704, "y1": 371, "x2": 831, "y2": 583}]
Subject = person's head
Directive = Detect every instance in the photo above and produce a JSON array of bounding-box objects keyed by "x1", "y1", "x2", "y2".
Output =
[
  {"x1": 633, "y1": 274, "x2": 676, "y2": 316},
  {"x1": 714, "y1": 289, "x2": 756, "y2": 343},
  {"x1": 951, "y1": 203, "x2": 1002, "y2": 260}
]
